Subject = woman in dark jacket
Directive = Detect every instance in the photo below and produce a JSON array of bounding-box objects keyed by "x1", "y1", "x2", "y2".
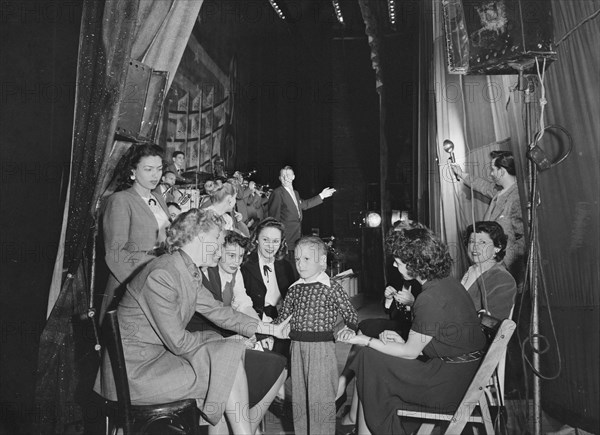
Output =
[{"x1": 241, "y1": 217, "x2": 295, "y2": 356}]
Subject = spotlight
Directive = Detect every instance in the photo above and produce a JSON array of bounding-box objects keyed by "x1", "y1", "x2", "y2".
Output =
[
  {"x1": 365, "y1": 212, "x2": 382, "y2": 228},
  {"x1": 332, "y1": 0, "x2": 344, "y2": 24},
  {"x1": 387, "y1": 0, "x2": 397, "y2": 25},
  {"x1": 268, "y1": 0, "x2": 286, "y2": 20}
]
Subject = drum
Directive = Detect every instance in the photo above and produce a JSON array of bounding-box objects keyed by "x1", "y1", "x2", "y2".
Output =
[{"x1": 178, "y1": 188, "x2": 201, "y2": 211}]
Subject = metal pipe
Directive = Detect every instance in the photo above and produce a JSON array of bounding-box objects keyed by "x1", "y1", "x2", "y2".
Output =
[{"x1": 525, "y1": 76, "x2": 541, "y2": 435}]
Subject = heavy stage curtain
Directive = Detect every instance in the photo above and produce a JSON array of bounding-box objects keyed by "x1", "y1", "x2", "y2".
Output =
[
  {"x1": 430, "y1": 0, "x2": 599, "y2": 431},
  {"x1": 429, "y1": 0, "x2": 523, "y2": 278},
  {"x1": 536, "y1": 1, "x2": 599, "y2": 431},
  {"x1": 36, "y1": 0, "x2": 203, "y2": 432}
]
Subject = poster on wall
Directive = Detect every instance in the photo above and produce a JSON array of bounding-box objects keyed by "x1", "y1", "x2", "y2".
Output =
[
  {"x1": 175, "y1": 114, "x2": 188, "y2": 140},
  {"x1": 166, "y1": 140, "x2": 185, "y2": 160},
  {"x1": 167, "y1": 112, "x2": 178, "y2": 142},
  {"x1": 201, "y1": 110, "x2": 212, "y2": 137},
  {"x1": 186, "y1": 140, "x2": 199, "y2": 170},
  {"x1": 192, "y1": 91, "x2": 201, "y2": 111},
  {"x1": 189, "y1": 112, "x2": 200, "y2": 139},
  {"x1": 212, "y1": 126, "x2": 223, "y2": 160},
  {"x1": 202, "y1": 86, "x2": 214, "y2": 109},
  {"x1": 177, "y1": 93, "x2": 189, "y2": 112},
  {"x1": 199, "y1": 136, "x2": 212, "y2": 173},
  {"x1": 213, "y1": 98, "x2": 227, "y2": 128}
]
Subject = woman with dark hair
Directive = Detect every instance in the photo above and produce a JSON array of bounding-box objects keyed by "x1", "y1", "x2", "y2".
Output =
[
  {"x1": 338, "y1": 227, "x2": 487, "y2": 435},
  {"x1": 99, "y1": 143, "x2": 170, "y2": 321},
  {"x1": 462, "y1": 221, "x2": 517, "y2": 320},
  {"x1": 451, "y1": 150, "x2": 525, "y2": 279},
  {"x1": 95, "y1": 209, "x2": 290, "y2": 434},
  {"x1": 242, "y1": 217, "x2": 295, "y2": 322}
]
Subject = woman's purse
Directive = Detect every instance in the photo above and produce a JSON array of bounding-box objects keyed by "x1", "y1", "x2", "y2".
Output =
[{"x1": 479, "y1": 310, "x2": 502, "y2": 346}]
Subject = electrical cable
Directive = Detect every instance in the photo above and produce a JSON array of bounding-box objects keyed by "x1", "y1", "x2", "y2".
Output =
[{"x1": 555, "y1": 7, "x2": 600, "y2": 47}]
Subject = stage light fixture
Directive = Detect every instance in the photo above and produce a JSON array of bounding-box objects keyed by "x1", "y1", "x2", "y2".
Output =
[
  {"x1": 365, "y1": 212, "x2": 382, "y2": 228},
  {"x1": 268, "y1": 0, "x2": 286, "y2": 20},
  {"x1": 332, "y1": 0, "x2": 344, "y2": 24},
  {"x1": 387, "y1": 0, "x2": 397, "y2": 25}
]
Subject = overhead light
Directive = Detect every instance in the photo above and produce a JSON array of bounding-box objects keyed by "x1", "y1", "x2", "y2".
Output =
[
  {"x1": 332, "y1": 0, "x2": 344, "y2": 24},
  {"x1": 365, "y1": 212, "x2": 382, "y2": 228},
  {"x1": 387, "y1": 0, "x2": 397, "y2": 25},
  {"x1": 268, "y1": 0, "x2": 286, "y2": 20}
]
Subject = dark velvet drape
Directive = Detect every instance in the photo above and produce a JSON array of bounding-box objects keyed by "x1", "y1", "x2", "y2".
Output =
[
  {"x1": 537, "y1": 1, "x2": 600, "y2": 431},
  {"x1": 34, "y1": 0, "x2": 140, "y2": 432}
]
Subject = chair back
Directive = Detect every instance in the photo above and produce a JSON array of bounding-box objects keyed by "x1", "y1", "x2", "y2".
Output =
[
  {"x1": 445, "y1": 318, "x2": 516, "y2": 433},
  {"x1": 102, "y1": 309, "x2": 133, "y2": 434}
]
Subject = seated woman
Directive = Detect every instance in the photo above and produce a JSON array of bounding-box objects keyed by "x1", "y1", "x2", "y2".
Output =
[
  {"x1": 336, "y1": 222, "x2": 423, "y2": 421},
  {"x1": 338, "y1": 226, "x2": 487, "y2": 435},
  {"x1": 463, "y1": 221, "x2": 517, "y2": 320},
  {"x1": 94, "y1": 209, "x2": 289, "y2": 435},
  {"x1": 242, "y1": 218, "x2": 295, "y2": 320},
  {"x1": 186, "y1": 230, "x2": 288, "y2": 410}
]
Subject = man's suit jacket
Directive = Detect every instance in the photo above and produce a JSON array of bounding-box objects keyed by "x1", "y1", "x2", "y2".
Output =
[
  {"x1": 166, "y1": 163, "x2": 187, "y2": 183},
  {"x1": 465, "y1": 176, "x2": 525, "y2": 275},
  {"x1": 186, "y1": 267, "x2": 235, "y2": 338},
  {"x1": 267, "y1": 186, "x2": 322, "y2": 249},
  {"x1": 241, "y1": 252, "x2": 295, "y2": 319}
]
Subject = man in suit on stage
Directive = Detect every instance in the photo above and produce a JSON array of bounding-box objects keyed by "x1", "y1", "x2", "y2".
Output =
[
  {"x1": 267, "y1": 165, "x2": 335, "y2": 253},
  {"x1": 166, "y1": 151, "x2": 189, "y2": 184},
  {"x1": 451, "y1": 150, "x2": 525, "y2": 280}
]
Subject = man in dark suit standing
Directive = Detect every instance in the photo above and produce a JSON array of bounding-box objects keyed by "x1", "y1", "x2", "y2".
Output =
[
  {"x1": 267, "y1": 165, "x2": 336, "y2": 254},
  {"x1": 166, "y1": 151, "x2": 189, "y2": 184}
]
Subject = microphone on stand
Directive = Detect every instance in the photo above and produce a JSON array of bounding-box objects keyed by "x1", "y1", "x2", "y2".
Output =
[{"x1": 443, "y1": 139, "x2": 460, "y2": 181}]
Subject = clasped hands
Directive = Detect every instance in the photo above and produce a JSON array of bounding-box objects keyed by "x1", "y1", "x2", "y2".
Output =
[
  {"x1": 337, "y1": 326, "x2": 405, "y2": 346},
  {"x1": 255, "y1": 315, "x2": 292, "y2": 340},
  {"x1": 384, "y1": 285, "x2": 415, "y2": 306}
]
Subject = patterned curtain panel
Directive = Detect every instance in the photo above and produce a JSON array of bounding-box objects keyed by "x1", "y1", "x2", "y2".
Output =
[{"x1": 36, "y1": 0, "x2": 204, "y2": 432}]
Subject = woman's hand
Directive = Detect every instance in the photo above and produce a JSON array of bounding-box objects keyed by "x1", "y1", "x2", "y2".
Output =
[
  {"x1": 227, "y1": 334, "x2": 257, "y2": 349},
  {"x1": 337, "y1": 330, "x2": 372, "y2": 347},
  {"x1": 384, "y1": 285, "x2": 398, "y2": 301},
  {"x1": 393, "y1": 288, "x2": 415, "y2": 306},
  {"x1": 336, "y1": 326, "x2": 356, "y2": 342},
  {"x1": 379, "y1": 330, "x2": 405, "y2": 345},
  {"x1": 256, "y1": 315, "x2": 292, "y2": 339}
]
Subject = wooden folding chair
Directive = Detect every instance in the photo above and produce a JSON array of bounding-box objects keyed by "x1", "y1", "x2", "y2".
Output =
[{"x1": 397, "y1": 319, "x2": 516, "y2": 434}]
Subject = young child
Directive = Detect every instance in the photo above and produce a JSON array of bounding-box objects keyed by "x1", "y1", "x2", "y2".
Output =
[{"x1": 273, "y1": 236, "x2": 358, "y2": 435}]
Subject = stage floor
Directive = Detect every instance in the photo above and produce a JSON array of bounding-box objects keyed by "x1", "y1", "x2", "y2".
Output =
[{"x1": 260, "y1": 294, "x2": 594, "y2": 435}]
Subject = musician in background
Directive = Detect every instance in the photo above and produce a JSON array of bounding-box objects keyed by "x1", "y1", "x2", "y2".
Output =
[
  {"x1": 244, "y1": 181, "x2": 267, "y2": 231},
  {"x1": 158, "y1": 170, "x2": 177, "y2": 203},
  {"x1": 167, "y1": 151, "x2": 188, "y2": 184},
  {"x1": 167, "y1": 202, "x2": 182, "y2": 220}
]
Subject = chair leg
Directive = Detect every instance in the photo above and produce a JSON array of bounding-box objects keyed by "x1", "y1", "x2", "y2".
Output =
[
  {"x1": 416, "y1": 422, "x2": 436, "y2": 435},
  {"x1": 479, "y1": 400, "x2": 494, "y2": 434}
]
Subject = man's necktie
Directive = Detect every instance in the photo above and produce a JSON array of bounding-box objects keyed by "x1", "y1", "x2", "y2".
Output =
[{"x1": 222, "y1": 274, "x2": 235, "y2": 306}]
